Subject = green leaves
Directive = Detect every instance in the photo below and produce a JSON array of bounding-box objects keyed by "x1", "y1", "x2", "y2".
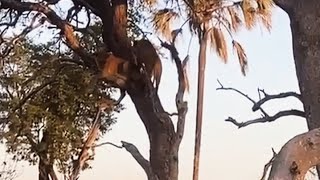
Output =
[{"x1": 0, "y1": 37, "x2": 119, "y2": 174}]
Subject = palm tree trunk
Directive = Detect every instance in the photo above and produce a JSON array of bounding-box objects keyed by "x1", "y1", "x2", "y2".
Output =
[{"x1": 193, "y1": 27, "x2": 208, "y2": 180}]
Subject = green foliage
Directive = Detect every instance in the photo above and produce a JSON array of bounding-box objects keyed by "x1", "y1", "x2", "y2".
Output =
[{"x1": 0, "y1": 37, "x2": 120, "y2": 174}]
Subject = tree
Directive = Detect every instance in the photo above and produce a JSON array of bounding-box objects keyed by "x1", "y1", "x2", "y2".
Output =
[
  {"x1": 216, "y1": 0, "x2": 320, "y2": 179},
  {"x1": 0, "y1": 0, "x2": 276, "y2": 180},
  {"x1": 0, "y1": 37, "x2": 120, "y2": 179},
  {"x1": 1, "y1": 0, "x2": 320, "y2": 180}
]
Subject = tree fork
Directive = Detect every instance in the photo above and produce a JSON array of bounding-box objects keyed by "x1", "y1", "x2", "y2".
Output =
[{"x1": 89, "y1": 0, "x2": 184, "y2": 179}]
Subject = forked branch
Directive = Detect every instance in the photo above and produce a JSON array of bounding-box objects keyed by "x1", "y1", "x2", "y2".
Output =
[
  {"x1": 217, "y1": 80, "x2": 305, "y2": 128},
  {"x1": 252, "y1": 88, "x2": 302, "y2": 111}
]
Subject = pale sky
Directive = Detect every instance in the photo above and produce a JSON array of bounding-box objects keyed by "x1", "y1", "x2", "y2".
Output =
[{"x1": 0, "y1": 5, "x2": 310, "y2": 180}]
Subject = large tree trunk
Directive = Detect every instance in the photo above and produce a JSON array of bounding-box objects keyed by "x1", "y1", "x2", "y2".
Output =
[
  {"x1": 128, "y1": 91, "x2": 178, "y2": 180},
  {"x1": 288, "y1": 1, "x2": 320, "y2": 131},
  {"x1": 84, "y1": 1, "x2": 187, "y2": 180},
  {"x1": 276, "y1": 0, "x2": 320, "y2": 177}
]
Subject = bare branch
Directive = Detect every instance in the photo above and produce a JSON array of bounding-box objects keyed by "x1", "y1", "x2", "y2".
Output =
[
  {"x1": 70, "y1": 98, "x2": 116, "y2": 180},
  {"x1": 253, "y1": 89, "x2": 302, "y2": 111},
  {"x1": 70, "y1": 109, "x2": 102, "y2": 180},
  {"x1": 93, "y1": 142, "x2": 123, "y2": 149},
  {"x1": 121, "y1": 141, "x2": 158, "y2": 180},
  {"x1": 226, "y1": 110, "x2": 305, "y2": 128},
  {"x1": 217, "y1": 80, "x2": 305, "y2": 128},
  {"x1": 261, "y1": 148, "x2": 277, "y2": 180},
  {"x1": 159, "y1": 38, "x2": 188, "y2": 148},
  {"x1": 217, "y1": 79, "x2": 268, "y2": 116},
  {"x1": 268, "y1": 128, "x2": 320, "y2": 180}
]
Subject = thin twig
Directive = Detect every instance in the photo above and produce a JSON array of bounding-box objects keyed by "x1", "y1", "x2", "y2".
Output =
[{"x1": 260, "y1": 148, "x2": 277, "y2": 180}]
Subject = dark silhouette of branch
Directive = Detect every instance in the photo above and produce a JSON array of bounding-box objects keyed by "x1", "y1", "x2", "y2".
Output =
[
  {"x1": 217, "y1": 80, "x2": 305, "y2": 128},
  {"x1": 253, "y1": 88, "x2": 302, "y2": 111},
  {"x1": 225, "y1": 110, "x2": 305, "y2": 128},
  {"x1": 216, "y1": 79, "x2": 268, "y2": 116}
]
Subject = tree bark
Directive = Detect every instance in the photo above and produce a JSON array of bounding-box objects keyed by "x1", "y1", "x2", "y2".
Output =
[
  {"x1": 128, "y1": 90, "x2": 178, "y2": 180},
  {"x1": 268, "y1": 128, "x2": 320, "y2": 180},
  {"x1": 287, "y1": 0, "x2": 320, "y2": 131},
  {"x1": 275, "y1": 0, "x2": 320, "y2": 177},
  {"x1": 84, "y1": 1, "x2": 186, "y2": 180}
]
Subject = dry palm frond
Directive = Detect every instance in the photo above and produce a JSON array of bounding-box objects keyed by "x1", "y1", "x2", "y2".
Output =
[
  {"x1": 152, "y1": 8, "x2": 179, "y2": 41},
  {"x1": 232, "y1": 40, "x2": 248, "y2": 75},
  {"x1": 182, "y1": 55, "x2": 190, "y2": 93},
  {"x1": 257, "y1": 0, "x2": 274, "y2": 11},
  {"x1": 241, "y1": 0, "x2": 258, "y2": 30},
  {"x1": 188, "y1": 9, "x2": 201, "y2": 36},
  {"x1": 227, "y1": 6, "x2": 242, "y2": 32},
  {"x1": 260, "y1": 11, "x2": 272, "y2": 31},
  {"x1": 257, "y1": 0, "x2": 274, "y2": 31},
  {"x1": 208, "y1": 27, "x2": 228, "y2": 63}
]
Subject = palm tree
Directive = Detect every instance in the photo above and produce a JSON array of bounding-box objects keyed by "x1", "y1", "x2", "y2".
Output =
[{"x1": 152, "y1": 0, "x2": 274, "y2": 179}]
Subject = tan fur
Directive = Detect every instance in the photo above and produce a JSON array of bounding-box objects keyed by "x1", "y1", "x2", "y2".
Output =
[
  {"x1": 133, "y1": 39, "x2": 162, "y2": 92},
  {"x1": 97, "y1": 52, "x2": 130, "y2": 88}
]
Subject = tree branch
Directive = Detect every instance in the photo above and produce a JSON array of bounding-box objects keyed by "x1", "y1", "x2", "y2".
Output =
[
  {"x1": 226, "y1": 110, "x2": 305, "y2": 128},
  {"x1": 217, "y1": 80, "x2": 305, "y2": 128},
  {"x1": 159, "y1": 38, "x2": 188, "y2": 149},
  {"x1": 268, "y1": 128, "x2": 320, "y2": 180},
  {"x1": 216, "y1": 79, "x2": 268, "y2": 116},
  {"x1": 0, "y1": 0, "x2": 95, "y2": 69},
  {"x1": 121, "y1": 141, "x2": 158, "y2": 180},
  {"x1": 252, "y1": 89, "x2": 302, "y2": 112},
  {"x1": 261, "y1": 148, "x2": 277, "y2": 180},
  {"x1": 70, "y1": 108, "x2": 101, "y2": 180},
  {"x1": 70, "y1": 98, "x2": 115, "y2": 180}
]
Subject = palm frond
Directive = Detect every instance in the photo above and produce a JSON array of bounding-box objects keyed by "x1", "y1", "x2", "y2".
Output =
[
  {"x1": 241, "y1": 0, "x2": 258, "y2": 29},
  {"x1": 227, "y1": 6, "x2": 242, "y2": 32},
  {"x1": 208, "y1": 27, "x2": 228, "y2": 63},
  {"x1": 152, "y1": 8, "x2": 179, "y2": 41},
  {"x1": 232, "y1": 40, "x2": 248, "y2": 75},
  {"x1": 257, "y1": 0, "x2": 274, "y2": 31}
]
